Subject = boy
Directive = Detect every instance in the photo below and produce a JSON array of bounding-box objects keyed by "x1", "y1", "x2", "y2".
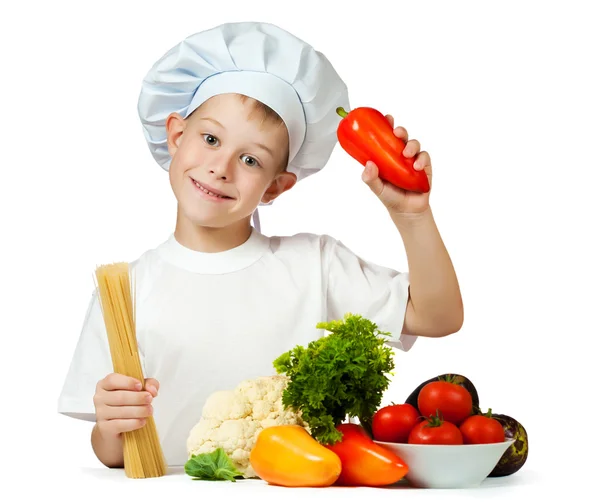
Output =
[{"x1": 57, "y1": 21, "x2": 463, "y2": 469}]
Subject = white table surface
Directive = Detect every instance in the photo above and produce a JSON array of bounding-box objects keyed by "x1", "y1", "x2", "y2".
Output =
[{"x1": 21, "y1": 465, "x2": 574, "y2": 502}]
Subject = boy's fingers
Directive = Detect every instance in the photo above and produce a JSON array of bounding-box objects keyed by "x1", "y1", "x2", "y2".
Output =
[
  {"x1": 385, "y1": 114, "x2": 394, "y2": 128},
  {"x1": 98, "y1": 404, "x2": 153, "y2": 421},
  {"x1": 100, "y1": 373, "x2": 142, "y2": 392},
  {"x1": 102, "y1": 389, "x2": 153, "y2": 407},
  {"x1": 362, "y1": 161, "x2": 385, "y2": 197},
  {"x1": 403, "y1": 139, "x2": 421, "y2": 158},
  {"x1": 414, "y1": 151, "x2": 431, "y2": 170},
  {"x1": 102, "y1": 418, "x2": 147, "y2": 435},
  {"x1": 144, "y1": 378, "x2": 160, "y2": 396},
  {"x1": 393, "y1": 126, "x2": 409, "y2": 142}
]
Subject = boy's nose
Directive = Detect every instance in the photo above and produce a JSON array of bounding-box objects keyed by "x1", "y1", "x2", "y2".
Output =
[
  {"x1": 209, "y1": 168, "x2": 228, "y2": 180},
  {"x1": 208, "y1": 156, "x2": 235, "y2": 180}
]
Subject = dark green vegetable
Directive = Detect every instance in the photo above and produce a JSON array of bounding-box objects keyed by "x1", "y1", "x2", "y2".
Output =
[
  {"x1": 405, "y1": 373, "x2": 482, "y2": 416},
  {"x1": 487, "y1": 414, "x2": 528, "y2": 477},
  {"x1": 184, "y1": 448, "x2": 244, "y2": 481},
  {"x1": 273, "y1": 313, "x2": 395, "y2": 445}
]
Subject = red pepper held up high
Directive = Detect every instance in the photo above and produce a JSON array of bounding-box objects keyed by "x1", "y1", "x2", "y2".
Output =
[{"x1": 336, "y1": 107, "x2": 430, "y2": 193}]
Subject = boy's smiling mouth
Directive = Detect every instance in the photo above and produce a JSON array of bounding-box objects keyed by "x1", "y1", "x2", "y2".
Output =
[{"x1": 190, "y1": 177, "x2": 234, "y2": 200}]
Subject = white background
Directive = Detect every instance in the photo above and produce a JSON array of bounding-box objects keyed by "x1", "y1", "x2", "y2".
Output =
[{"x1": 1, "y1": 0, "x2": 598, "y2": 500}]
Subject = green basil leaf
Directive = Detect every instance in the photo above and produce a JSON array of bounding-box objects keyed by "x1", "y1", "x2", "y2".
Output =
[{"x1": 184, "y1": 448, "x2": 244, "y2": 482}]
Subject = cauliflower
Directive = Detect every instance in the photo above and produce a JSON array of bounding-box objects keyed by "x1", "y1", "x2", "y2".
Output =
[{"x1": 186, "y1": 375, "x2": 309, "y2": 478}]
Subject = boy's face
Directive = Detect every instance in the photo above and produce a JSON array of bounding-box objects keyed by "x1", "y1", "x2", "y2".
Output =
[{"x1": 165, "y1": 93, "x2": 296, "y2": 229}]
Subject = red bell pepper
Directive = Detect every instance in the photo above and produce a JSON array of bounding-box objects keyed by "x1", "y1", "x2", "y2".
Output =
[
  {"x1": 325, "y1": 423, "x2": 409, "y2": 487},
  {"x1": 336, "y1": 106, "x2": 431, "y2": 193}
]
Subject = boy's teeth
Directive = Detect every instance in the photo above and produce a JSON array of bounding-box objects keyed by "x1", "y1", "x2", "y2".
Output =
[{"x1": 194, "y1": 180, "x2": 225, "y2": 198}]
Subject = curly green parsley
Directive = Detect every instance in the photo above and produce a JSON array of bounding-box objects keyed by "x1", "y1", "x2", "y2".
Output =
[{"x1": 273, "y1": 313, "x2": 396, "y2": 445}]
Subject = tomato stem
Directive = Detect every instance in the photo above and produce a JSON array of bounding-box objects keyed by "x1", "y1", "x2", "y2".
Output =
[
  {"x1": 424, "y1": 409, "x2": 444, "y2": 428},
  {"x1": 336, "y1": 107, "x2": 348, "y2": 118}
]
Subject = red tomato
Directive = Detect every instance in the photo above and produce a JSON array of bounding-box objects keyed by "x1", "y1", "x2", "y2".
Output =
[
  {"x1": 418, "y1": 380, "x2": 473, "y2": 425},
  {"x1": 408, "y1": 412, "x2": 463, "y2": 445},
  {"x1": 459, "y1": 409, "x2": 506, "y2": 444},
  {"x1": 372, "y1": 403, "x2": 421, "y2": 443},
  {"x1": 326, "y1": 423, "x2": 409, "y2": 486}
]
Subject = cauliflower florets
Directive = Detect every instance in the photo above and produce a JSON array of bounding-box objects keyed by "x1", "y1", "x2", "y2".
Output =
[
  {"x1": 186, "y1": 375, "x2": 308, "y2": 478},
  {"x1": 202, "y1": 390, "x2": 252, "y2": 421}
]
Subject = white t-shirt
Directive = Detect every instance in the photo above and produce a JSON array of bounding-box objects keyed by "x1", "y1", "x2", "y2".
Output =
[{"x1": 57, "y1": 229, "x2": 416, "y2": 466}]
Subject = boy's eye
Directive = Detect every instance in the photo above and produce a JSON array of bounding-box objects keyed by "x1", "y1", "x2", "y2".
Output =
[
  {"x1": 202, "y1": 134, "x2": 219, "y2": 146},
  {"x1": 241, "y1": 155, "x2": 260, "y2": 168}
]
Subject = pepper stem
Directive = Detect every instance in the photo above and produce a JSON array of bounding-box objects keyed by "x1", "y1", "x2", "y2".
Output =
[{"x1": 336, "y1": 107, "x2": 348, "y2": 118}]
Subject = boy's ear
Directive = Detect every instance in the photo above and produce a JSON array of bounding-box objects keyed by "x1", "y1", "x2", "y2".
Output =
[
  {"x1": 166, "y1": 112, "x2": 186, "y2": 156},
  {"x1": 262, "y1": 171, "x2": 297, "y2": 204}
]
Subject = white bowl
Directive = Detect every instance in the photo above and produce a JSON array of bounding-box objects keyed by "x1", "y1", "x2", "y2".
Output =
[{"x1": 375, "y1": 439, "x2": 515, "y2": 489}]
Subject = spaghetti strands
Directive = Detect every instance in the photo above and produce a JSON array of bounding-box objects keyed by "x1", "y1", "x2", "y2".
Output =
[{"x1": 94, "y1": 262, "x2": 167, "y2": 479}]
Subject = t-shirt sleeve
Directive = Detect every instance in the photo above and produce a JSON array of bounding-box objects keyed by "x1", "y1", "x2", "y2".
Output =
[
  {"x1": 324, "y1": 236, "x2": 417, "y2": 352},
  {"x1": 57, "y1": 289, "x2": 116, "y2": 422}
]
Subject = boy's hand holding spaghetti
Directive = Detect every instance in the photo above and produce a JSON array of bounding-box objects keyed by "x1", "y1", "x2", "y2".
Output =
[
  {"x1": 93, "y1": 373, "x2": 160, "y2": 437},
  {"x1": 91, "y1": 262, "x2": 167, "y2": 477},
  {"x1": 91, "y1": 373, "x2": 161, "y2": 469}
]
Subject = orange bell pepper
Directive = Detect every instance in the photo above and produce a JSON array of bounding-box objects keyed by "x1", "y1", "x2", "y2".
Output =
[
  {"x1": 336, "y1": 106, "x2": 431, "y2": 193},
  {"x1": 325, "y1": 423, "x2": 409, "y2": 487},
  {"x1": 249, "y1": 425, "x2": 342, "y2": 487}
]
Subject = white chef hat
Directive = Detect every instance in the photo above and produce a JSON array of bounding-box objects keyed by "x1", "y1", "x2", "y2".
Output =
[{"x1": 137, "y1": 22, "x2": 350, "y2": 232}]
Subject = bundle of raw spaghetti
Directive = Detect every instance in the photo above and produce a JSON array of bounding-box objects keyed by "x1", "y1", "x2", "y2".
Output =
[{"x1": 94, "y1": 262, "x2": 167, "y2": 479}]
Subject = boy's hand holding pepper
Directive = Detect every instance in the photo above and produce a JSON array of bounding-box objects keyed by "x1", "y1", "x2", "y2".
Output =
[
  {"x1": 361, "y1": 114, "x2": 432, "y2": 216},
  {"x1": 336, "y1": 106, "x2": 463, "y2": 338}
]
